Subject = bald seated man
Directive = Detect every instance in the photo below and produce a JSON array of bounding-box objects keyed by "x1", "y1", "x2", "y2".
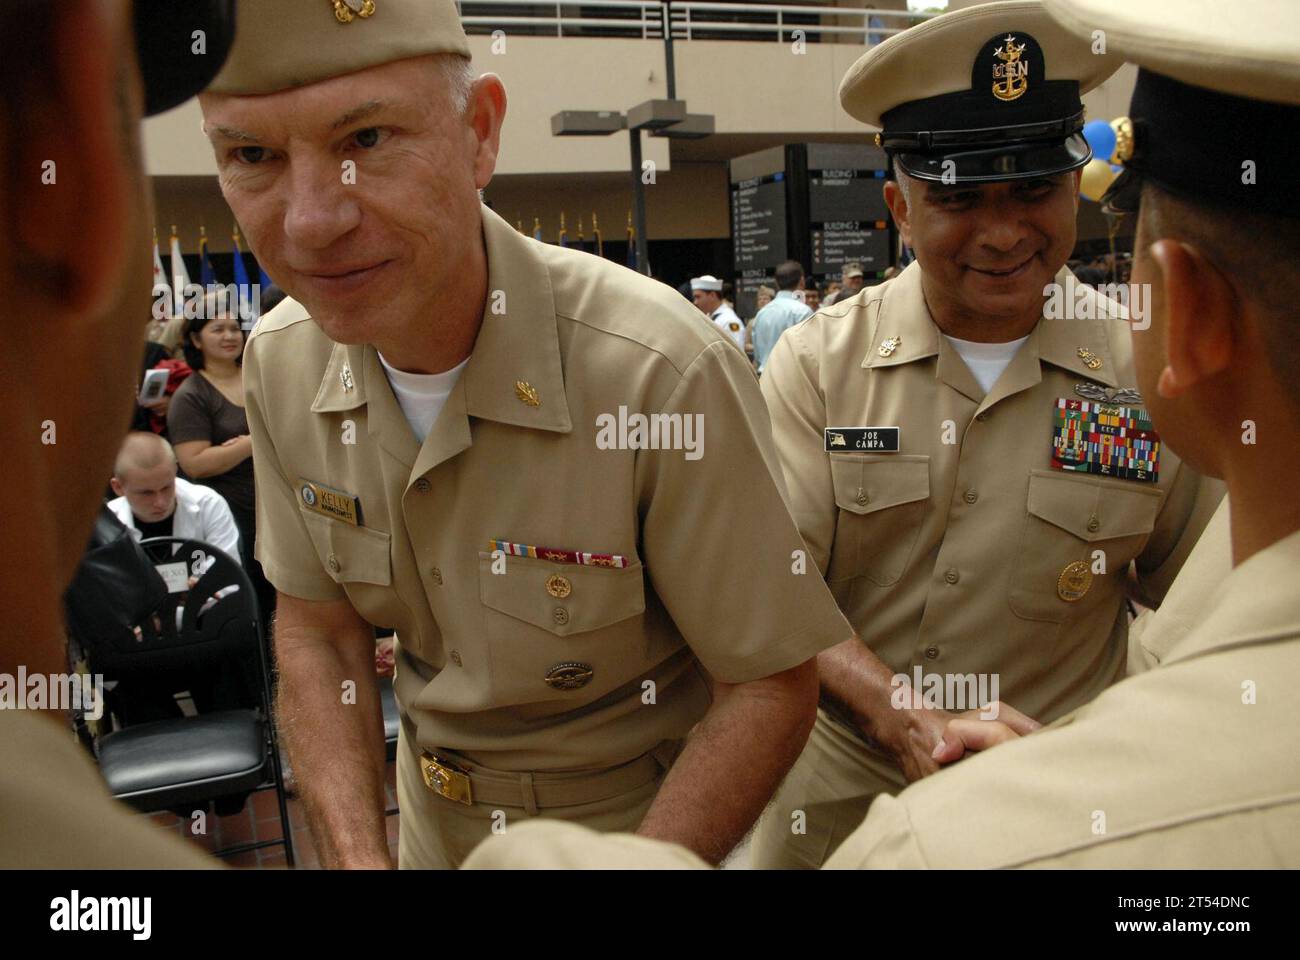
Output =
[
  {"x1": 0, "y1": 0, "x2": 233, "y2": 868},
  {"x1": 108, "y1": 432, "x2": 242, "y2": 563}
]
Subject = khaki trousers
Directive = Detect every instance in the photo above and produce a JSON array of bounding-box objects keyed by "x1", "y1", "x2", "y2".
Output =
[
  {"x1": 751, "y1": 707, "x2": 908, "y2": 869},
  {"x1": 395, "y1": 723, "x2": 669, "y2": 869}
]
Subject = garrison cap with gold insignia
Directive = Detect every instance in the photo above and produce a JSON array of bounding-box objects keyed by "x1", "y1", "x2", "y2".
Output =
[
  {"x1": 208, "y1": 0, "x2": 470, "y2": 96},
  {"x1": 839, "y1": 0, "x2": 1121, "y2": 183},
  {"x1": 1043, "y1": 0, "x2": 1300, "y2": 217}
]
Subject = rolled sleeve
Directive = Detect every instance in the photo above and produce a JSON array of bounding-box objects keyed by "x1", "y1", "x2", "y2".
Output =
[
  {"x1": 243, "y1": 334, "x2": 345, "y2": 603},
  {"x1": 637, "y1": 340, "x2": 851, "y2": 683},
  {"x1": 759, "y1": 329, "x2": 837, "y2": 577}
]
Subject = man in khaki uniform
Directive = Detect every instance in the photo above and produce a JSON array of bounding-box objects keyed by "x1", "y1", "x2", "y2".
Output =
[
  {"x1": 464, "y1": 0, "x2": 1300, "y2": 871},
  {"x1": 0, "y1": 0, "x2": 231, "y2": 867},
  {"x1": 750, "y1": 0, "x2": 1223, "y2": 868},
  {"x1": 201, "y1": 0, "x2": 852, "y2": 868}
]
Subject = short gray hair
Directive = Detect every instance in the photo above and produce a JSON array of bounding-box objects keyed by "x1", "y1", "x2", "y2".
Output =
[
  {"x1": 892, "y1": 157, "x2": 911, "y2": 204},
  {"x1": 435, "y1": 54, "x2": 475, "y2": 117}
]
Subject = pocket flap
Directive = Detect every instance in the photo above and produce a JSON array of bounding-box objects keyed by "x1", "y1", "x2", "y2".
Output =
[
  {"x1": 1026, "y1": 470, "x2": 1162, "y2": 541},
  {"x1": 300, "y1": 508, "x2": 393, "y2": 586},
  {"x1": 831, "y1": 455, "x2": 930, "y2": 516},
  {"x1": 478, "y1": 554, "x2": 646, "y2": 637}
]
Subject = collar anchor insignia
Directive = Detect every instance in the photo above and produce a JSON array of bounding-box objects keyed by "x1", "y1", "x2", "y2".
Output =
[{"x1": 878, "y1": 336, "x2": 902, "y2": 358}]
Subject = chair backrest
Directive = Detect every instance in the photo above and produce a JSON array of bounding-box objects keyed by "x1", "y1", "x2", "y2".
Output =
[{"x1": 81, "y1": 537, "x2": 261, "y2": 686}]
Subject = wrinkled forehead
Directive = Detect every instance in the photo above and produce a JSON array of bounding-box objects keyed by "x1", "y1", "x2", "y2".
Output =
[{"x1": 200, "y1": 56, "x2": 446, "y2": 140}]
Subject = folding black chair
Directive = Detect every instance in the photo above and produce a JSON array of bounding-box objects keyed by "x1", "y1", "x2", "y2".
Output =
[{"x1": 80, "y1": 536, "x2": 294, "y2": 866}]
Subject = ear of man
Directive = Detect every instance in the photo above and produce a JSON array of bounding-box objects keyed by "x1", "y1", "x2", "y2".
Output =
[
  {"x1": 13, "y1": 0, "x2": 136, "y2": 317},
  {"x1": 883, "y1": 178, "x2": 912, "y2": 249},
  {"x1": 1147, "y1": 238, "x2": 1237, "y2": 400},
  {"x1": 467, "y1": 74, "x2": 507, "y2": 191}
]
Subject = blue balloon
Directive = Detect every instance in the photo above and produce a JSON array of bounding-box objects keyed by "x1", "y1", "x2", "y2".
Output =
[{"x1": 1083, "y1": 120, "x2": 1117, "y2": 164}]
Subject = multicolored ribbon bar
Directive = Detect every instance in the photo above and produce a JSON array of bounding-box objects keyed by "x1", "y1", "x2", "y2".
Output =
[
  {"x1": 487, "y1": 539, "x2": 629, "y2": 568},
  {"x1": 1051, "y1": 398, "x2": 1161, "y2": 484}
]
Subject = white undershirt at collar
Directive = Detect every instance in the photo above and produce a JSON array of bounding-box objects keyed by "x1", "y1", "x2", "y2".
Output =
[
  {"x1": 942, "y1": 334, "x2": 1030, "y2": 394},
  {"x1": 377, "y1": 352, "x2": 470, "y2": 443}
]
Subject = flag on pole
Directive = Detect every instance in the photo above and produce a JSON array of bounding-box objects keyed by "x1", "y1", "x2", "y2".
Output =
[
  {"x1": 169, "y1": 225, "x2": 191, "y2": 318},
  {"x1": 259, "y1": 266, "x2": 272, "y2": 291},
  {"x1": 533, "y1": 217, "x2": 543, "y2": 243},
  {"x1": 232, "y1": 228, "x2": 252, "y2": 325},
  {"x1": 198, "y1": 226, "x2": 216, "y2": 288},
  {"x1": 592, "y1": 212, "x2": 603, "y2": 258},
  {"x1": 625, "y1": 211, "x2": 636, "y2": 270},
  {"x1": 152, "y1": 228, "x2": 172, "y2": 318},
  {"x1": 558, "y1": 212, "x2": 568, "y2": 248}
]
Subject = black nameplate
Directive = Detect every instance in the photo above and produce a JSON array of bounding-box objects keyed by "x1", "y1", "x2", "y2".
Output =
[{"x1": 824, "y1": 426, "x2": 900, "y2": 452}]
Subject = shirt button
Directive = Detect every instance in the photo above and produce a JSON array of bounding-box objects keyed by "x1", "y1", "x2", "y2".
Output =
[
  {"x1": 944, "y1": 568, "x2": 960, "y2": 584},
  {"x1": 414, "y1": 477, "x2": 431, "y2": 493},
  {"x1": 1087, "y1": 514, "x2": 1101, "y2": 533},
  {"x1": 327, "y1": 554, "x2": 340, "y2": 574},
  {"x1": 856, "y1": 491, "x2": 870, "y2": 506},
  {"x1": 431, "y1": 566, "x2": 444, "y2": 585},
  {"x1": 976, "y1": 412, "x2": 990, "y2": 422},
  {"x1": 925, "y1": 646, "x2": 940, "y2": 660},
  {"x1": 963, "y1": 489, "x2": 978, "y2": 504},
  {"x1": 552, "y1": 606, "x2": 570, "y2": 626},
  {"x1": 449, "y1": 649, "x2": 462, "y2": 667}
]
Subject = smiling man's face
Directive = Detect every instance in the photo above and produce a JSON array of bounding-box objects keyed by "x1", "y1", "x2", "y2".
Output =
[
  {"x1": 200, "y1": 56, "x2": 485, "y2": 347},
  {"x1": 889, "y1": 171, "x2": 1080, "y2": 328}
]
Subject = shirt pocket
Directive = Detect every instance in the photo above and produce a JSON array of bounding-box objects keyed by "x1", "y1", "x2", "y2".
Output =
[
  {"x1": 297, "y1": 508, "x2": 393, "y2": 623},
  {"x1": 1008, "y1": 469, "x2": 1162, "y2": 623},
  {"x1": 477, "y1": 553, "x2": 649, "y2": 703},
  {"x1": 827, "y1": 455, "x2": 931, "y2": 587}
]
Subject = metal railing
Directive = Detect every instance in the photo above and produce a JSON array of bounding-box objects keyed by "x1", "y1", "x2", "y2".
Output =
[{"x1": 456, "y1": 2, "x2": 930, "y2": 42}]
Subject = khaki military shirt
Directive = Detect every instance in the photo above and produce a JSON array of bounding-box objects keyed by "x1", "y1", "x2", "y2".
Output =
[
  {"x1": 825, "y1": 525, "x2": 1300, "y2": 868},
  {"x1": 1128, "y1": 498, "x2": 1232, "y2": 676},
  {"x1": 761, "y1": 262, "x2": 1223, "y2": 725},
  {"x1": 462, "y1": 521, "x2": 1300, "y2": 870},
  {"x1": 244, "y1": 204, "x2": 851, "y2": 773}
]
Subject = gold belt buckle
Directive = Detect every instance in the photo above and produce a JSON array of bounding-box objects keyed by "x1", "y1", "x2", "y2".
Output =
[{"x1": 420, "y1": 750, "x2": 473, "y2": 805}]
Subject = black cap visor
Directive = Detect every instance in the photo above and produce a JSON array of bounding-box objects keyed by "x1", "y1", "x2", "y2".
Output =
[
  {"x1": 133, "y1": 1, "x2": 236, "y2": 117},
  {"x1": 896, "y1": 131, "x2": 1091, "y2": 184}
]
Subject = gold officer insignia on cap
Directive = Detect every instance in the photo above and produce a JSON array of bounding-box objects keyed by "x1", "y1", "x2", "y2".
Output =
[
  {"x1": 514, "y1": 380, "x2": 541, "y2": 407},
  {"x1": 992, "y1": 34, "x2": 1029, "y2": 102},
  {"x1": 545, "y1": 662, "x2": 593, "y2": 691},
  {"x1": 1057, "y1": 560, "x2": 1093, "y2": 602},
  {"x1": 331, "y1": 0, "x2": 376, "y2": 25},
  {"x1": 1076, "y1": 347, "x2": 1103, "y2": 371},
  {"x1": 340, "y1": 362, "x2": 355, "y2": 391},
  {"x1": 878, "y1": 336, "x2": 902, "y2": 357},
  {"x1": 1112, "y1": 116, "x2": 1135, "y2": 164}
]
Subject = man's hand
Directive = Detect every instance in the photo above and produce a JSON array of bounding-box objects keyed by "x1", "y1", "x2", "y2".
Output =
[
  {"x1": 879, "y1": 697, "x2": 1040, "y2": 779},
  {"x1": 816, "y1": 638, "x2": 1040, "y2": 784},
  {"x1": 931, "y1": 706, "x2": 1040, "y2": 763}
]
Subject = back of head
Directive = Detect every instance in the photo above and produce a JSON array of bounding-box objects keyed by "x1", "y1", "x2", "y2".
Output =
[{"x1": 774, "y1": 260, "x2": 804, "y2": 292}]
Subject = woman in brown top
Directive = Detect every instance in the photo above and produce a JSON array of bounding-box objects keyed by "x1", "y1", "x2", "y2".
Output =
[{"x1": 167, "y1": 299, "x2": 273, "y2": 616}]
